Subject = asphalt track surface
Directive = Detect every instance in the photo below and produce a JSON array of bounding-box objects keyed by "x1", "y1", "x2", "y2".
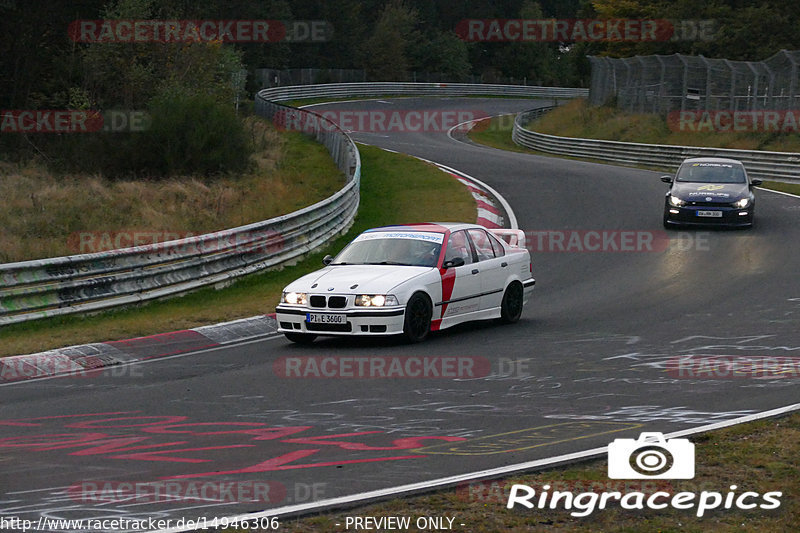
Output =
[{"x1": 1, "y1": 98, "x2": 799, "y2": 531}]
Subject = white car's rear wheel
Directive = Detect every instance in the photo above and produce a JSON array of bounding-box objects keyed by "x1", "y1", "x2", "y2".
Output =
[{"x1": 499, "y1": 281, "x2": 523, "y2": 324}]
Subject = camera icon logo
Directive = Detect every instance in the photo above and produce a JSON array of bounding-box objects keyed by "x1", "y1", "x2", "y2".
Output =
[{"x1": 608, "y1": 432, "x2": 695, "y2": 479}]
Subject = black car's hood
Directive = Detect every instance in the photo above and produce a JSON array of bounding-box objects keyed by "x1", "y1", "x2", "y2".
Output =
[{"x1": 671, "y1": 182, "x2": 750, "y2": 203}]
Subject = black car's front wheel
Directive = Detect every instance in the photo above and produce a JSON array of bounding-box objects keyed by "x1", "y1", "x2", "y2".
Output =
[{"x1": 403, "y1": 293, "x2": 432, "y2": 343}]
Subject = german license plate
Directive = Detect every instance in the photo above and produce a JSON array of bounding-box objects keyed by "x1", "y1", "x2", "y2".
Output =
[
  {"x1": 697, "y1": 210, "x2": 722, "y2": 218},
  {"x1": 306, "y1": 313, "x2": 347, "y2": 324}
]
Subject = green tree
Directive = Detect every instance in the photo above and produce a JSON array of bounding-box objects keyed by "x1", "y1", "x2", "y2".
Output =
[
  {"x1": 136, "y1": 87, "x2": 249, "y2": 176},
  {"x1": 498, "y1": 1, "x2": 551, "y2": 82},
  {"x1": 361, "y1": 1, "x2": 421, "y2": 80},
  {"x1": 81, "y1": 0, "x2": 246, "y2": 109},
  {"x1": 70, "y1": 0, "x2": 252, "y2": 177},
  {"x1": 420, "y1": 32, "x2": 472, "y2": 81},
  {"x1": 591, "y1": 0, "x2": 800, "y2": 60}
]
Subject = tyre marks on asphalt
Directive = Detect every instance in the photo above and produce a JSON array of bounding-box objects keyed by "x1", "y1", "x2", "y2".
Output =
[{"x1": 412, "y1": 422, "x2": 642, "y2": 455}]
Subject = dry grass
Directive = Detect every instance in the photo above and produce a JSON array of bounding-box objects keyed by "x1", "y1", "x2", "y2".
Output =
[{"x1": 0, "y1": 117, "x2": 343, "y2": 263}]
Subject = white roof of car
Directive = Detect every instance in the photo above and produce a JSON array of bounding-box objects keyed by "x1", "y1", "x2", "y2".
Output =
[{"x1": 367, "y1": 222, "x2": 485, "y2": 234}]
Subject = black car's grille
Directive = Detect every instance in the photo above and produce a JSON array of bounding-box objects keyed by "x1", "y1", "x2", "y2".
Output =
[
  {"x1": 309, "y1": 295, "x2": 327, "y2": 308},
  {"x1": 689, "y1": 201, "x2": 734, "y2": 207}
]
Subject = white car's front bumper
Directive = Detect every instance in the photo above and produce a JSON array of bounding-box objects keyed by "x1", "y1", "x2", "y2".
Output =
[{"x1": 276, "y1": 305, "x2": 406, "y2": 336}]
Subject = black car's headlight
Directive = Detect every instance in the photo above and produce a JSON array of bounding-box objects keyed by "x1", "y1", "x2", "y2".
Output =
[
  {"x1": 281, "y1": 291, "x2": 307, "y2": 305},
  {"x1": 355, "y1": 294, "x2": 399, "y2": 307},
  {"x1": 734, "y1": 198, "x2": 751, "y2": 208},
  {"x1": 668, "y1": 195, "x2": 686, "y2": 207}
]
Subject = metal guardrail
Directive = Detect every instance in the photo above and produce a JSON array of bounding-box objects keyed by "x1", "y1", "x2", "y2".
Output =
[
  {"x1": 262, "y1": 82, "x2": 588, "y2": 102},
  {"x1": 0, "y1": 83, "x2": 585, "y2": 325},
  {"x1": 512, "y1": 108, "x2": 800, "y2": 182},
  {"x1": 0, "y1": 94, "x2": 361, "y2": 325}
]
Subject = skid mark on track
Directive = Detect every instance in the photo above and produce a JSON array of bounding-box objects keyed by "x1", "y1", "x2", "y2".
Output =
[{"x1": 412, "y1": 421, "x2": 640, "y2": 455}]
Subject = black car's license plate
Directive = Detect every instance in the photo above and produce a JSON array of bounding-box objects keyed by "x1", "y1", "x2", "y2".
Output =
[{"x1": 697, "y1": 210, "x2": 722, "y2": 218}]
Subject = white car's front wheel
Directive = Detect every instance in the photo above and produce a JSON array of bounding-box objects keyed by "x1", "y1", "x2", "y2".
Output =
[{"x1": 403, "y1": 293, "x2": 432, "y2": 343}]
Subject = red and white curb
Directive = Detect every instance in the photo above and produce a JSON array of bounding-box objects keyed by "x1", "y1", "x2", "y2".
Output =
[
  {"x1": 0, "y1": 315, "x2": 278, "y2": 385},
  {"x1": 435, "y1": 160, "x2": 518, "y2": 230},
  {"x1": 444, "y1": 169, "x2": 504, "y2": 229}
]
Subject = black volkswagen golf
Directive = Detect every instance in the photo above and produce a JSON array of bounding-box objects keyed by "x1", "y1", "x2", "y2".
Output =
[{"x1": 661, "y1": 157, "x2": 762, "y2": 228}]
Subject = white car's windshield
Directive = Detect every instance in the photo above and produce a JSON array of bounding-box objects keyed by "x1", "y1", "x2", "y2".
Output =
[
  {"x1": 332, "y1": 237, "x2": 441, "y2": 267},
  {"x1": 676, "y1": 162, "x2": 746, "y2": 183}
]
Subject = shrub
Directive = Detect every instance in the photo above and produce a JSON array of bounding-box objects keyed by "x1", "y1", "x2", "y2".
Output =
[{"x1": 135, "y1": 88, "x2": 250, "y2": 177}]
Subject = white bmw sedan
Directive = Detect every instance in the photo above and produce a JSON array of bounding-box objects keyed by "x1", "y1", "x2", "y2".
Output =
[{"x1": 275, "y1": 223, "x2": 535, "y2": 343}]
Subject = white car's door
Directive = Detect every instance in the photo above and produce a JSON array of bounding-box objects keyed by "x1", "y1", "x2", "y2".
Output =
[
  {"x1": 439, "y1": 230, "x2": 482, "y2": 319},
  {"x1": 467, "y1": 228, "x2": 507, "y2": 311}
]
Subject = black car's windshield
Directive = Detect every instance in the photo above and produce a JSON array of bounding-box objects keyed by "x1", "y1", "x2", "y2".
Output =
[
  {"x1": 676, "y1": 162, "x2": 746, "y2": 183},
  {"x1": 332, "y1": 236, "x2": 442, "y2": 267}
]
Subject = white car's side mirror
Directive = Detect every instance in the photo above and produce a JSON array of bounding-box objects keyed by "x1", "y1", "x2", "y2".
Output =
[{"x1": 443, "y1": 257, "x2": 465, "y2": 269}]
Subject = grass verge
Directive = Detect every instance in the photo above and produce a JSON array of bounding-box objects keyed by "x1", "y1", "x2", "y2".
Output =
[
  {"x1": 266, "y1": 411, "x2": 800, "y2": 532},
  {"x1": 0, "y1": 144, "x2": 475, "y2": 357},
  {"x1": 466, "y1": 114, "x2": 528, "y2": 153},
  {"x1": 760, "y1": 181, "x2": 800, "y2": 196},
  {"x1": 531, "y1": 99, "x2": 800, "y2": 152}
]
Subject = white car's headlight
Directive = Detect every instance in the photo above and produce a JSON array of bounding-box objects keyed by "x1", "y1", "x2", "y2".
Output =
[
  {"x1": 355, "y1": 294, "x2": 399, "y2": 307},
  {"x1": 734, "y1": 198, "x2": 751, "y2": 208},
  {"x1": 282, "y1": 291, "x2": 307, "y2": 305},
  {"x1": 669, "y1": 195, "x2": 686, "y2": 207}
]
